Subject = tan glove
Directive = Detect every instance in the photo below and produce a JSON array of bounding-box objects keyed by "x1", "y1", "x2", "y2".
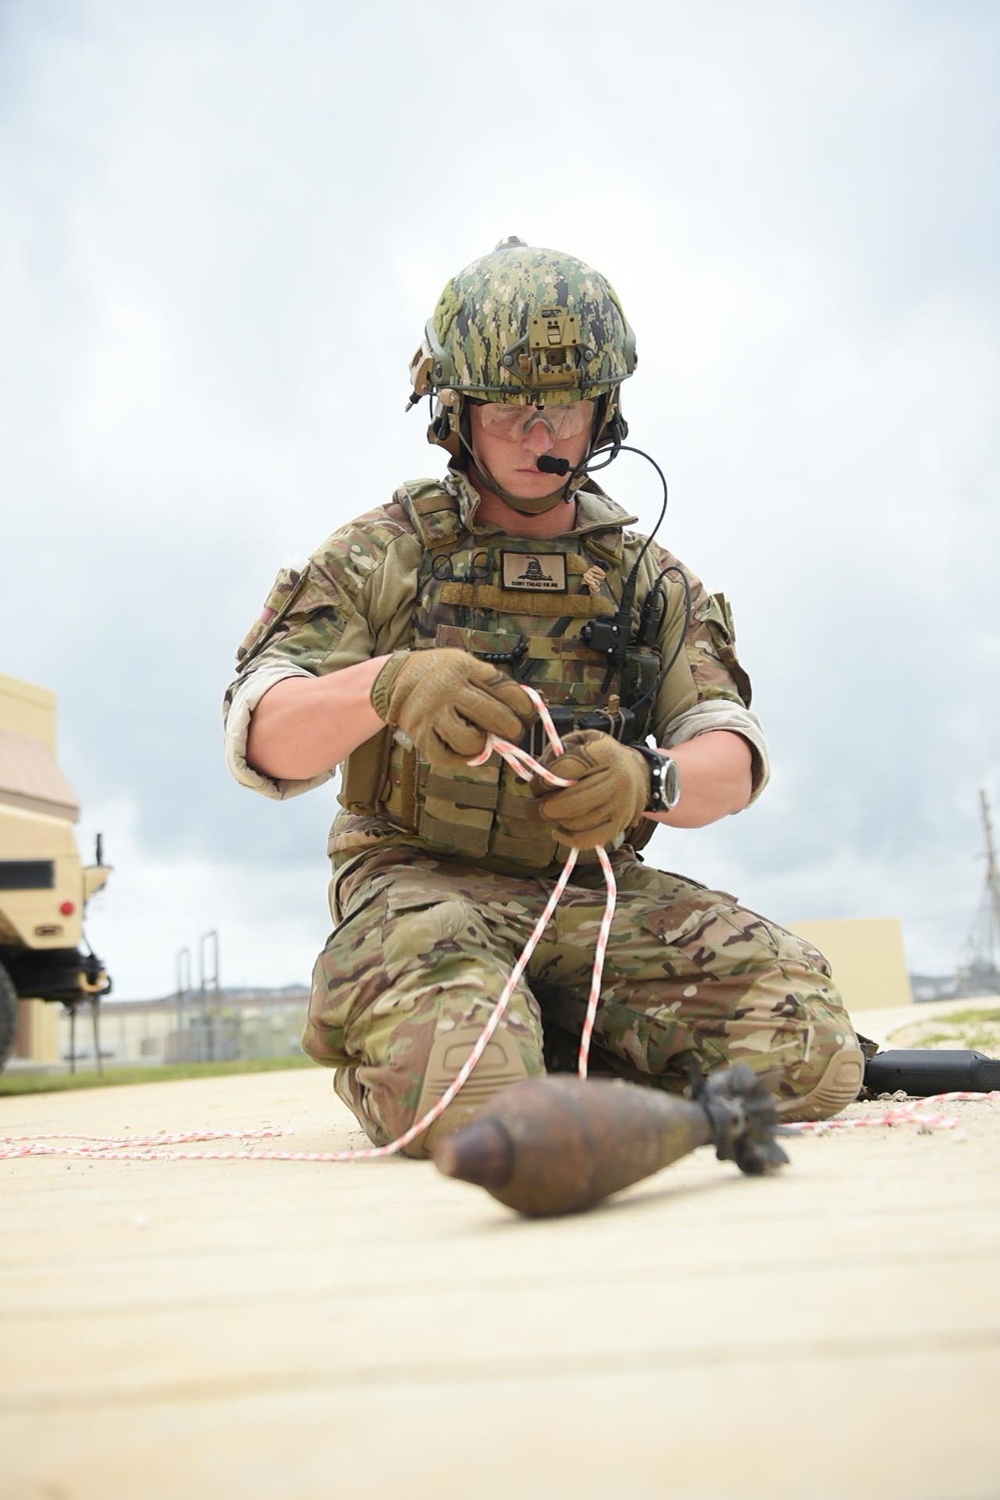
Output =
[
  {"x1": 531, "y1": 729, "x2": 650, "y2": 848},
  {"x1": 371, "y1": 648, "x2": 534, "y2": 769}
]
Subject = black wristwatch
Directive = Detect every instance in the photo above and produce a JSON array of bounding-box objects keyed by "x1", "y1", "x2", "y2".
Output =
[{"x1": 632, "y1": 745, "x2": 681, "y2": 813}]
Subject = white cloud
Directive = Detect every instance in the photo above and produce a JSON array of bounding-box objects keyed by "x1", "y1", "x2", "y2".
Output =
[{"x1": 79, "y1": 794, "x2": 331, "y2": 999}]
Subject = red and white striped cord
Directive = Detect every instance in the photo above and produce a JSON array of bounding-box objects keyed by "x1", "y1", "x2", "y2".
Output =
[
  {"x1": 5, "y1": 1094, "x2": 998, "y2": 1162},
  {"x1": 1, "y1": 686, "x2": 618, "y2": 1166},
  {"x1": 0, "y1": 1127, "x2": 292, "y2": 1162},
  {"x1": 782, "y1": 1090, "x2": 1000, "y2": 1134},
  {"x1": 468, "y1": 686, "x2": 617, "y2": 1085}
]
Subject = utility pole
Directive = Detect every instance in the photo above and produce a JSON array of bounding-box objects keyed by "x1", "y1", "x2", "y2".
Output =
[
  {"x1": 957, "y1": 790, "x2": 1000, "y2": 996},
  {"x1": 199, "y1": 929, "x2": 220, "y2": 1060},
  {"x1": 175, "y1": 947, "x2": 191, "y2": 1062}
]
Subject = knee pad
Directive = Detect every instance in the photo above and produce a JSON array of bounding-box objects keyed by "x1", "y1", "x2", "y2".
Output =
[
  {"x1": 777, "y1": 1044, "x2": 865, "y2": 1122},
  {"x1": 406, "y1": 1021, "x2": 536, "y2": 1159}
]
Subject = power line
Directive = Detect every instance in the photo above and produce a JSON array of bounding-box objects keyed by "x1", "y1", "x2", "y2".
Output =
[{"x1": 957, "y1": 789, "x2": 1000, "y2": 996}]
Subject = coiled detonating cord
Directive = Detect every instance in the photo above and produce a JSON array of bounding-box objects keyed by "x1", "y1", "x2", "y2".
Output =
[{"x1": 1, "y1": 687, "x2": 618, "y2": 1165}]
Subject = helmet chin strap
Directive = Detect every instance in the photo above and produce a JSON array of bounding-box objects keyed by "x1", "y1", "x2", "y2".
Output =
[
  {"x1": 471, "y1": 461, "x2": 571, "y2": 515},
  {"x1": 463, "y1": 433, "x2": 589, "y2": 517}
]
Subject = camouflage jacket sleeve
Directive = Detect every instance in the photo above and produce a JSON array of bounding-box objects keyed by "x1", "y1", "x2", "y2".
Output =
[
  {"x1": 223, "y1": 504, "x2": 421, "y2": 800},
  {"x1": 635, "y1": 539, "x2": 770, "y2": 802}
]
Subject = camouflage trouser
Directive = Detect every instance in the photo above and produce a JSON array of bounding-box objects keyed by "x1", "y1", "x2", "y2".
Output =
[{"x1": 303, "y1": 846, "x2": 863, "y2": 1157}]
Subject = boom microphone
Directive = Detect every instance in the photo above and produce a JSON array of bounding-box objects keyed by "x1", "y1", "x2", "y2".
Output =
[{"x1": 536, "y1": 455, "x2": 571, "y2": 476}]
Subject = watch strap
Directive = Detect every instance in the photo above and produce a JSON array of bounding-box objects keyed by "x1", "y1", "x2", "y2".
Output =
[{"x1": 632, "y1": 744, "x2": 681, "y2": 813}]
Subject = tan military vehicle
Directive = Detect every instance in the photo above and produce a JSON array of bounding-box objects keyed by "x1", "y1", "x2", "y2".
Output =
[{"x1": 0, "y1": 672, "x2": 111, "y2": 1068}]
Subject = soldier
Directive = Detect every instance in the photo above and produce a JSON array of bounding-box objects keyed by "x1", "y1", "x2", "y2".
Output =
[{"x1": 224, "y1": 237, "x2": 864, "y2": 1156}]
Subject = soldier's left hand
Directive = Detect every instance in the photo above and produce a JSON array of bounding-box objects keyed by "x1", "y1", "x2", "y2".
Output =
[{"x1": 530, "y1": 729, "x2": 649, "y2": 848}]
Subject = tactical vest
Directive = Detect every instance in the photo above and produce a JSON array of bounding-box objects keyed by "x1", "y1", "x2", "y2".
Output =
[{"x1": 340, "y1": 481, "x2": 662, "y2": 870}]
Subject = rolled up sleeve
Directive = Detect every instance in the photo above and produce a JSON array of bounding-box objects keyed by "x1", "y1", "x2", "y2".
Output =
[
  {"x1": 659, "y1": 700, "x2": 770, "y2": 803},
  {"x1": 224, "y1": 663, "x2": 333, "y2": 801}
]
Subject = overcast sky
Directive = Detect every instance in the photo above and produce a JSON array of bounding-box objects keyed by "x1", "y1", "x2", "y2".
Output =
[{"x1": 2, "y1": 0, "x2": 998, "y2": 998}]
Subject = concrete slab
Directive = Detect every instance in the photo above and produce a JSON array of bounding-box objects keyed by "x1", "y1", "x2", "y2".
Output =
[{"x1": 2, "y1": 1037, "x2": 999, "y2": 1500}]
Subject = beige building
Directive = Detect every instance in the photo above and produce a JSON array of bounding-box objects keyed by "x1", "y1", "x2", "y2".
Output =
[
  {"x1": 789, "y1": 917, "x2": 913, "y2": 1012},
  {"x1": 59, "y1": 988, "x2": 311, "y2": 1067}
]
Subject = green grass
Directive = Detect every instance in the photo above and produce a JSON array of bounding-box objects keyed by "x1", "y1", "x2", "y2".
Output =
[
  {"x1": 923, "y1": 1006, "x2": 1000, "y2": 1027},
  {"x1": 891, "y1": 1006, "x2": 1000, "y2": 1055},
  {"x1": 905, "y1": 1026, "x2": 1000, "y2": 1052},
  {"x1": 0, "y1": 1054, "x2": 318, "y2": 1096}
]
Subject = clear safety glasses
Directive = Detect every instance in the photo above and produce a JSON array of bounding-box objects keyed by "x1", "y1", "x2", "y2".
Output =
[{"x1": 471, "y1": 399, "x2": 595, "y2": 443}]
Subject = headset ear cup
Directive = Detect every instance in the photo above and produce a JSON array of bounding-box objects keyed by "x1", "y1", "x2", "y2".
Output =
[
  {"x1": 594, "y1": 399, "x2": 627, "y2": 449},
  {"x1": 426, "y1": 397, "x2": 464, "y2": 461}
]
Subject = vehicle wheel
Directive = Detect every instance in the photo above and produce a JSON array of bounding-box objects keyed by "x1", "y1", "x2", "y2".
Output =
[{"x1": 0, "y1": 961, "x2": 17, "y2": 1071}]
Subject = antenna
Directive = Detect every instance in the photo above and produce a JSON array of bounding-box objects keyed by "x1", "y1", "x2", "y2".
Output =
[{"x1": 957, "y1": 789, "x2": 1000, "y2": 997}]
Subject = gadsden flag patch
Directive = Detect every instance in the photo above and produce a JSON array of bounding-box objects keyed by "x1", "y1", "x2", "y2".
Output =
[{"x1": 501, "y1": 552, "x2": 567, "y2": 592}]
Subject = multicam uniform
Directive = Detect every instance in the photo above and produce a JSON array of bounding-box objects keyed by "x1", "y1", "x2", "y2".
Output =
[{"x1": 224, "y1": 469, "x2": 863, "y2": 1154}]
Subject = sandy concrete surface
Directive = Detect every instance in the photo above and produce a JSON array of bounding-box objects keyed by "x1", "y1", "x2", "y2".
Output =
[{"x1": 2, "y1": 1007, "x2": 999, "y2": 1500}]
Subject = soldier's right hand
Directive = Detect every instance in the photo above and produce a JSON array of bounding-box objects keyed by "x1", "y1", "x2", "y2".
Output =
[{"x1": 370, "y1": 649, "x2": 534, "y2": 769}]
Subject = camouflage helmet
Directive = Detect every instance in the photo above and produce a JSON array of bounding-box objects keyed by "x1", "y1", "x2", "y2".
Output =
[{"x1": 409, "y1": 237, "x2": 637, "y2": 457}]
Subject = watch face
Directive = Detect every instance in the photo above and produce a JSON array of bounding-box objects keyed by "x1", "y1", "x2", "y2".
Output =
[
  {"x1": 636, "y1": 745, "x2": 681, "y2": 812},
  {"x1": 662, "y1": 757, "x2": 681, "y2": 809}
]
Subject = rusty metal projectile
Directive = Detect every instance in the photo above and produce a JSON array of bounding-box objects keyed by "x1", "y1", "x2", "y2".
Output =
[{"x1": 431, "y1": 1064, "x2": 789, "y2": 1216}]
